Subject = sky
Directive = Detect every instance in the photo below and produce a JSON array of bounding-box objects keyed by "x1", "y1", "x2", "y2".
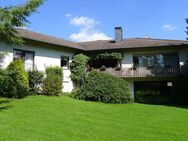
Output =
[{"x1": 0, "y1": 0, "x2": 188, "y2": 41}]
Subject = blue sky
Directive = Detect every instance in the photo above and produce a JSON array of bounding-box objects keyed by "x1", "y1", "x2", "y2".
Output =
[{"x1": 0, "y1": 0, "x2": 188, "y2": 41}]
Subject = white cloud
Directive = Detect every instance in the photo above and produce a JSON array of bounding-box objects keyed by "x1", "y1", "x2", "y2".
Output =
[
  {"x1": 70, "y1": 29, "x2": 111, "y2": 42},
  {"x1": 69, "y1": 16, "x2": 111, "y2": 42},
  {"x1": 65, "y1": 13, "x2": 72, "y2": 18},
  {"x1": 70, "y1": 16, "x2": 99, "y2": 29},
  {"x1": 162, "y1": 24, "x2": 177, "y2": 31}
]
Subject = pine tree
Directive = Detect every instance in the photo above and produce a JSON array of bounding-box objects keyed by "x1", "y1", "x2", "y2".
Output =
[
  {"x1": 186, "y1": 18, "x2": 188, "y2": 40},
  {"x1": 0, "y1": 0, "x2": 43, "y2": 45}
]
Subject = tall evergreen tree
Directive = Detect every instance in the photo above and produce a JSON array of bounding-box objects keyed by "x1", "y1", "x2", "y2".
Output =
[
  {"x1": 186, "y1": 18, "x2": 188, "y2": 40},
  {"x1": 0, "y1": 0, "x2": 43, "y2": 45}
]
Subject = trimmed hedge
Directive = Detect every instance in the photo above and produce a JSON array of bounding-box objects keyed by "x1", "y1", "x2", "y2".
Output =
[
  {"x1": 76, "y1": 70, "x2": 133, "y2": 104},
  {"x1": 42, "y1": 66, "x2": 63, "y2": 96},
  {"x1": 28, "y1": 69, "x2": 44, "y2": 94},
  {"x1": 1, "y1": 59, "x2": 29, "y2": 98}
]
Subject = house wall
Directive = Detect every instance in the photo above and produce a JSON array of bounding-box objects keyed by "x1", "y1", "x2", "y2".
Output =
[
  {"x1": 126, "y1": 80, "x2": 134, "y2": 99},
  {"x1": 0, "y1": 41, "x2": 74, "y2": 92},
  {"x1": 120, "y1": 47, "x2": 184, "y2": 99}
]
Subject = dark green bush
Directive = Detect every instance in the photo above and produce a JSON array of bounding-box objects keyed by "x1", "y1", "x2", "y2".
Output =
[
  {"x1": 76, "y1": 70, "x2": 132, "y2": 104},
  {"x1": 28, "y1": 69, "x2": 44, "y2": 94},
  {"x1": 69, "y1": 87, "x2": 81, "y2": 98},
  {"x1": 172, "y1": 75, "x2": 188, "y2": 105},
  {"x1": 42, "y1": 66, "x2": 63, "y2": 96},
  {"x1": 45, "y1": 66, "x2": 63, "y2": 77},
  {"x1": 3, "y1": 59, "x2": 29, "y2": 98},
  {"x1": 0, "y1": 69, "x2": 10, "y2": 97},
  {"x1": 70, "y1": 54, "x2": 89, "y2": 87}
]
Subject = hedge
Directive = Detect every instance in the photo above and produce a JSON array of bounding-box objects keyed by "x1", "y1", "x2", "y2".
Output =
[
  {"x1": 76, "y1": 70, "x2": 133, "y2": 104},
  {"x1": 42, "y1": 66, "x2": 63, "y2": 96}
]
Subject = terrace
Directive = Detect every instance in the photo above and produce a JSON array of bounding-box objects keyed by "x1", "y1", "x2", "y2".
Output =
[{"x1": 92, "y1": 53, "x2": 183, "y2": 78}]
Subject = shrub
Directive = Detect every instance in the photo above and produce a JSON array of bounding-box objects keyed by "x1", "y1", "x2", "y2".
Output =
[
  {"x1": 4, "y1": 59, "x2": 29, "y2": 98},
  {"x1": 28, "y1": 69, "x2": 44, "y2": 94},
  {"x1": 0, "y1": 69, "x2": 10, "y2": 97},
  {"x1": 70, "y1": 54, "x2": 89, "y2": 87},
  {"x1": 76, "y1": 70, "x2": 133, "y2": 104},
  {"x1": 42, "y1": 66, "x2": 63, "y2": 96},
  {"x1": 45, "y1": 66, "x2": 63, "y2": 77},
  {"x1": 172, "y1": 75, "x2": 188, "y2": 105},
  {"x1": 69, "y1": 87, "x2": 81, "y2": 98}
]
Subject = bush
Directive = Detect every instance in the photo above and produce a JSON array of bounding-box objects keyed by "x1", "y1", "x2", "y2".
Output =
[
  {"x1": 172, "y1": 75, "x2": 188, "y2": 105},
  {"x1": 70, "y1": 54, "x2": 89, "y2": 87},
  {"x1": 76, "y1": 70, "x2": 133, "y2": 104},
  {"x1": 69, "y1": 87, "x2": 81, "y2": 98},
  {"x1": 42, "y1": 66, "x2": 63, "y2": 96},
  {"x1": 28, "y1": 69, "x2": 44, "y2": 94},
  {"x1": 4, "y1": 59, "x2": 29, "y2": 98},
  {"x1": 0, "y1": 69, "x2": 10, "y2": 97}
]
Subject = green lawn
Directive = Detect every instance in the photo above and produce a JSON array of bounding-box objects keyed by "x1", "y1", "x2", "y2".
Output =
[{"x1": 0, "y1": 96, "x2": 188, "y2": 141}]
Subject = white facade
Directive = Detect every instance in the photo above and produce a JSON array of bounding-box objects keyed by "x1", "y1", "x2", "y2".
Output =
[
  {"x1": 120, "y1": 48, "x2": 188, "y2": 99},
  {"x1": 1, "y1": 39, "x2": 188, "y2": 97},
  {"x1": 0, "y1": 41, "x2": 74, "y2": 92}
]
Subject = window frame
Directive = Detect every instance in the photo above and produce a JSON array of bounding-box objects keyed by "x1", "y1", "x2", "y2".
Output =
[
  {"x1": 13, "y1": 49, "x2": 35, "y2": 70},
  {"x1": 60, "y1": 56, "x2": 69, "y2": 69}
]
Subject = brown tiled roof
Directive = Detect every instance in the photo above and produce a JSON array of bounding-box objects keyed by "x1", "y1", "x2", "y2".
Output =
[
  {"x1": 17, "y1": 28, "x2": 84, "y2": 50},
  {"x1": 17, "y1": 28, "x2": 188, "y2": 51},
  {"x1": 79, "y1": 38, "x2": 188, "y2": 51}
]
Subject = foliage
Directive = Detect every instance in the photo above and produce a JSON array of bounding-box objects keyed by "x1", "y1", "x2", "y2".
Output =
[
  {"x1": 70, "y1": 54, "x2": 89, "y2": 87},
  {"x1": 45, "y1": 66, "x2": 63, "y2": 77},
  {"x1": 0, "y1": 69, "x2": 10, "y2": 97},
  {"x1": 172, "y1": 75, "x2": 188, "y2": 105},
  {"x1": 42, "y1": 66, "x2": 63, "y2": 96},
  {"x1": 76, "y1": 70, "x2": 132, "y2": 104},
  {"x1": 28, "y1": 69, "x2": 44, "y2": 94},
  {"x1": 2, "y1": 59, "x2": 29, "y2": 98},
  {"x1": 95, "y1": 52, "x2": 123, "y2": 60},
  {"x1": 186, "y1": 18, "x2": 188, "y2": 40},
  {"x1": 0, "y1": 0, "x2": 43, "y2": 45},
  {"x1": 69, "y1": 87, "x2": 81, "y2": 98}
]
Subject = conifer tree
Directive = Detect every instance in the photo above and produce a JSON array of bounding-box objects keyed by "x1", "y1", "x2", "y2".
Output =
[{"x1": 0, "y1": 0, "x2": 43, "y2": 45}]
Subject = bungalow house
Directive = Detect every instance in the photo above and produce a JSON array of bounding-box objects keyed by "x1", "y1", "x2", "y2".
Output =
[{"x1": 0, "y1": 27, "x2": 188, "y2": 100}]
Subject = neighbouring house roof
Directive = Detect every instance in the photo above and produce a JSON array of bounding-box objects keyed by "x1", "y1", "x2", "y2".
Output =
[
  {"x1": 17, "y1": 28, "x2": 84, "y2": 50},
  {"x1": 17, "y1": 28, "x2": 188, "y2": 51},
  {"x1": 79, "y1": 38, "x2": 188, "y2": 51}
]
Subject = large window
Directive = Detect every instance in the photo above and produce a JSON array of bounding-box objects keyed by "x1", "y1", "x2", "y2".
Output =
[
  {"x1": 133, "y1": 53, "x2": 179, "y2": 69},
  {"x1": 13, "y1": 49, "x2": 34, "y2": 71}
]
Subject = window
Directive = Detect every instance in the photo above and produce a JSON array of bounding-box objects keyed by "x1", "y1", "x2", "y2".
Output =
[
  {"x1": 61, "y1": 56, "x2": 69, "y2": 68},
  {"x1": 13, "y1": 49, "x2": 34, "y2": 71},
  {"x1": 133, "y1": 53, "x2": 179, "y2": 69}
]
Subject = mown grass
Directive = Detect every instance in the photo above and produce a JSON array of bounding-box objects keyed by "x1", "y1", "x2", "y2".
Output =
[{"x1": 0, "y1": 96, "x2": 188, "y2": 141}]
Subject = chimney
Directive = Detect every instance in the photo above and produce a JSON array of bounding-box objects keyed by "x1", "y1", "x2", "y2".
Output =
[{"x1": 115, "y1": 27, "x2": 123, "y2": 42}]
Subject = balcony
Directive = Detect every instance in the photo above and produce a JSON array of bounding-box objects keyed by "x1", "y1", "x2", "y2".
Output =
[{"x1": 96, "y1": 67, "x2": 180, "y2": 78}]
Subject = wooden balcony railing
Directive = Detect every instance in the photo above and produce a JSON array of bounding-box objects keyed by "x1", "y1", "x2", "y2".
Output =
[{"x1": 96, "y1": 67, "x2": 180, "y2": 78}]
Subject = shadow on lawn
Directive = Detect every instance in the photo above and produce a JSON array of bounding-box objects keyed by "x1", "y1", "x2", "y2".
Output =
[
  {"x1": 137, "y1": 102, "x2": 188, "y2": 110},
  {"x1": 0, "y1": 99, "x2": 12, "y2": 111},
  {"x1": 163, "y1": 104, "x2": 188, "y2": 110}
]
